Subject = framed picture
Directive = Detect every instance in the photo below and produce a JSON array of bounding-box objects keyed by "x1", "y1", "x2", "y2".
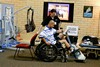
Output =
[
  {"x1": 43, "y1": 2, "x2": 74, "y2": 22},
  {"x1": 83, "y1": 6, "x2": 93, "y2": 18}
]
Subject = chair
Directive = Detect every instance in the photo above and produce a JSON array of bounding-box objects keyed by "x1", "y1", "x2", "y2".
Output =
[{"x1": 14, "y1": 33, "x2": 38, "y2": 59}]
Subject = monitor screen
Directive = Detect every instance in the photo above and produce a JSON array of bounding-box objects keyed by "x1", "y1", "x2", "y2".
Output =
[{"x1": 43, "y1": 2, "x2": 74, "y2": 22}]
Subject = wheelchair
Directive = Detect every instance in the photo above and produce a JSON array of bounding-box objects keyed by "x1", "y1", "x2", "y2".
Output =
[{"x1": 35, "y1": 41, "x2": 67, "y2": 62}]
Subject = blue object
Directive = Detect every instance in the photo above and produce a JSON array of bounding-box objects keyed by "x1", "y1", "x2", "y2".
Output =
[
  {"x1": 2, "y1": 41, "x2": 20, "y2": 48},
  {"x1": 84, "y1": 13, "x2": 92, "y2": 18},
  {"x1": 80, "y1": 44, "x2": 100, "y2": 48},
  {"x1": 2, "y1": 43, "x2": 7, "y2": 48},
  {"x1": 0, "y1": 28, "x2": 2, "y2": 33}
]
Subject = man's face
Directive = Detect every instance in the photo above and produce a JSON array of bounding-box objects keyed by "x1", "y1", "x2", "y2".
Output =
[
  {"x1": 49, "y1": 21, "x2": 55, "y2": 28},
  {"x1": 50, "y1": 12, "x2": 56, "y2": 17},
  {"x1": 50, "y1": 22, "x2": 55, "y2": 28}
]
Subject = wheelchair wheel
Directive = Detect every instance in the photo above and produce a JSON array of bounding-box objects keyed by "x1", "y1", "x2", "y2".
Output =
[
  {"x1": 35, "y1": 43, "x2": 58, "y2": 62},
  {"x1": 60, "y1": 49, "x2": 67, "y2": 62},
  {"x1": 35, "y1": 44, "x2": 43, "y2": 60},
  {"x1": 61, "y1": 55, "x2": 66, "y2": 62},
  {"x1": 41, "y1": 44, "x2": 58, "y2": 62},
  {"x1": 36, "y1": 44, "x2": 58, "y2": 62}
]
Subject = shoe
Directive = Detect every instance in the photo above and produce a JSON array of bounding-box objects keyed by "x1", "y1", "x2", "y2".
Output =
[
  {"x1": 0, "y1": 49, "x2": 4, "y2": 52},
  {"x1": 70, "y1": 47, "x2": 74, "y2": 53}
]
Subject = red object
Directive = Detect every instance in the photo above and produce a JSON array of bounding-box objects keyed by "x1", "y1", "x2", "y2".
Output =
[
  {"x1": 16, "y1": 44, "x2": 30, "y2": 48},
  {"x1": 14, "y1": 33, "x2": 38, "y2": 59},
  {"x1": 16, "y1": 33, "x2": 23, "y2": 40}
]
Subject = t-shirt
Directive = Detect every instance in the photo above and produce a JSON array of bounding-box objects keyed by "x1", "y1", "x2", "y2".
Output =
[
  {"x1": 41, "y1": 16, "x2": 60, "y2": 30},
  {"x1": 39, "y1": 26, "x2": 57, "y2": 45}
]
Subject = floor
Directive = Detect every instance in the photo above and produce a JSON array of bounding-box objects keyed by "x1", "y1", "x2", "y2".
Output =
[{"x1": 0, "y1": 49, "x2": 100, "y2": 67}]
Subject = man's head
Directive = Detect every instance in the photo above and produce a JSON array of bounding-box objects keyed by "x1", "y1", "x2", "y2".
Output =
[
  {"x1": 49, "y1": 9, "x2": 56, "y2": 17},
  {"x1": 48, "y1": 20, "x2": 55, "y2": 28}
]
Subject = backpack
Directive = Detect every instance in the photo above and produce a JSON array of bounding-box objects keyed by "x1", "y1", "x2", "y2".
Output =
[{"x1": 25, "y1": 8, "x2": 36, "y2": 33}]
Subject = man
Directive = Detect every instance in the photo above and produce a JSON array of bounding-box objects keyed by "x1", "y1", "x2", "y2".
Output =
[
  {"x1": 43, "y1": 9, "x2": 62, "y2": 37},
  {"x1": 41, "y1": 9, "x2": 61, "y2": 30},
  {"x1": 39, "y1": 20, "x2": 71, "y2": 50}
]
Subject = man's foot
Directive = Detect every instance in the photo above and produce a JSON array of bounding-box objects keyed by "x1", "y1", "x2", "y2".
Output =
[
  {"x1": 70, "y1": 47, "x2": 74, "y2": 52},
  {"x1": 67, "y1": 47, "x2": 74, "y2": 54},
  {"x1": 76, "y1": 45, "x2": 81, "y2": 49}
]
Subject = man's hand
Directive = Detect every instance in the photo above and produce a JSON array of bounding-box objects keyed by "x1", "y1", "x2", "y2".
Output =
[
  {"x1": 46, "y1": 42, "x2": 51, "y2": 45},
  {"x1": 57, "y1": 29, "x2": 63, "y2": 33},
  {"x1": 41, "y1": 38, "x2": 51, "y2": 45}
]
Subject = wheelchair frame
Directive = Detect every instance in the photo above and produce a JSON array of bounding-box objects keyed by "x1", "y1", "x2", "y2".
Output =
[{"x1": 35, "y1": 43, "x2": 67, "y2": 62}]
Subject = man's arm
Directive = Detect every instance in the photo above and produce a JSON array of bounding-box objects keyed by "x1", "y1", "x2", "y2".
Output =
[
  {"x1": 37, "y1": 25, "x2": 43, "y2": 34},
  {"x1": 56, "y1": 29, "x2": 63, "y2": 33},
  {"x1": 37, "y1": 16, "x2": 50, "y2": 34},
  {"x1": 58, "y1": 22, "x2": 62, "y2": 30},
  {"x1": 41, "y1": 38, "x2": 50, "y2": 45},
  {"x1": 41, "y1": 16, "x2": 50, "y2": 26}
]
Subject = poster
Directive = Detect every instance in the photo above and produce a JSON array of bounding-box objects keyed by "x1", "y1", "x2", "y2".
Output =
[
  {"x1": 83, "y1": 6, "x2": 93, "y2": 18},
  {"x1": 64, "y1": 26, "x2": 79, "y2": 36}
]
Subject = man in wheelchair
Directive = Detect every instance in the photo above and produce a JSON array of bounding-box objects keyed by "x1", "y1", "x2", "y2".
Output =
[
  {"x1": 35, "y1": 20, "x2": 73, "y2": 62},
  {"x1": 39, "y1": 20, "x2": 72, "y2": 51}
]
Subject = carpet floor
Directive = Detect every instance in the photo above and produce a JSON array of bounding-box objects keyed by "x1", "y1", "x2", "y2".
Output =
[{"x1": 0, "y1": 49, "x2": 100, "y2": 67}]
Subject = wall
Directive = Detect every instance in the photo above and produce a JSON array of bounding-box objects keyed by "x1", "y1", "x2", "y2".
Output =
[{"x1": 1, "y1": 0, "x2": 100, "y2": 42}]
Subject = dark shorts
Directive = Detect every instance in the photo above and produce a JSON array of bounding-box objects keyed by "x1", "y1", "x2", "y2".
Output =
[
  {"x1": 55, "y1": 40, "x2": 62, "y2": 48},
  {"x1": 55, "y1": 37, "x2": 62, "y2": 41}
]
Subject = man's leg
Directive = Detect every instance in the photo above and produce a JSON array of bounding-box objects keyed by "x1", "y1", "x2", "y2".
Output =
[{"x1": 59, "y1": 39, "x2": 70, "y2": 48}]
